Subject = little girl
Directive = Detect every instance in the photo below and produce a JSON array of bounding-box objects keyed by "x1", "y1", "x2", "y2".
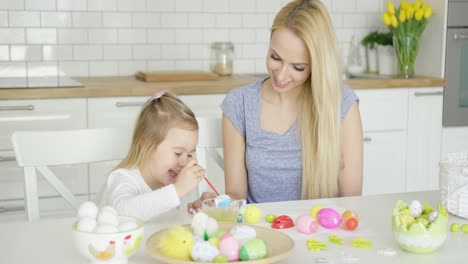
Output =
[{"x1": 100, "y1": 90, "x2": 205, "y2": 222}]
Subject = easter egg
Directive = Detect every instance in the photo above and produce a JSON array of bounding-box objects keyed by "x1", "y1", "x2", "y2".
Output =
[
  {"x1": 218, "y1": 233, "x2": 239, "y2": 261},
  {"x1": 462, "y1": 224, "x2": 468, "y2": 234},
  {"x1": 317, "y1": 208, "x2": 342, "y2": 229},
  {"x1": 78, "y1": 201, "x2": 98, "y2": 219},
  {"x1": 97, "y1": 210, "x2": 119, "y2": 226},
  {"x1": 342, "y1": 210, "x2": 359, "y2": 231},
  {"x1": 244, "y1": 205, "x2": 262, "y2": 224},
  {"x1": 239, "y1": 239, "x2": 268, "y2": 261},
  {"x1": 310, "y1": 205, "x2": 325, "y2": 220},
  {"x1": 271, "y1": 215, "x2": 294, "y2": 229},
  {"x1": 213, "y1": 255, "x2": 228, "y2": 262},
  {"x1": 230, "y1": 225, "x2": 256, "y2": 245},
  {"x1": 450, "y1": 223, "x2": 461, "y2": 232},
  {"x1": 265, "y1": 213, "x2": 276, "y2": 223},
  {"x1": 95, "y1": 224, "x2": 118, "y2": 233},
  {"x1": 295, "y1": 214, "x2": 318, "y2": 234},
  {"x1": 191, "y1": 241, "x2": 219, "y2": 262},
  {"x1": 215, "y1": 194, "x2": 232, "y2": 207}
]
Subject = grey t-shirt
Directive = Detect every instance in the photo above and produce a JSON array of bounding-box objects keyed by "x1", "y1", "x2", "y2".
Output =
[{"x1": 221, "y1": 79, "x2": 358, "y2": 203}]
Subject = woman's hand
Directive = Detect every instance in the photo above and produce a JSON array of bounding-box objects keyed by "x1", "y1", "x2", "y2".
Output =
[
  {"x1": 187, "y1": 192, "x2": 218, "y2": 214},
  {"x1": 174, "y1": 160, "x2": 205, "y2": 199}
]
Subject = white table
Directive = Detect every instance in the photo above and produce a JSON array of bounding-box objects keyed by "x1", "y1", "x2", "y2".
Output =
[{"x1": 2, "y1": 191, "x2": 468, "y2": 263}]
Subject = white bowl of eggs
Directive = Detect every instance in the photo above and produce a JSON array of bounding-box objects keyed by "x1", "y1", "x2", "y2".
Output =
[{"x1": 72, "y1": 202, "x2": 144, "y2": 264}]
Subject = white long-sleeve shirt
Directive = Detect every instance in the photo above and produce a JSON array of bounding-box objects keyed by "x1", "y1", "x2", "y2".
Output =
[{"x1": 99, "y1": 168, "x2": 180, "y2": 222}]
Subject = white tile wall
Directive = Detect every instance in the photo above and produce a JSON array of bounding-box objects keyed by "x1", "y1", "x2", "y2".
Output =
[{"x1": 0, "y1": 0, "x2": 385, "y2": 77}]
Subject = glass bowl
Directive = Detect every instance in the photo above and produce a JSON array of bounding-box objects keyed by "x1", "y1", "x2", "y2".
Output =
[{"x1": 201, "y1": 197, "x2": 246, "y2": 223}]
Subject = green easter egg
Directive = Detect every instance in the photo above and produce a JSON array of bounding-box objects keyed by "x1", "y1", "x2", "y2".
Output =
[
  {"x1": 265, "y1": 213, "x2": 276, "y2": 223},
  {"x1": 450, "y1": 223, "x2": 460, "y2": 233},
  {"x1": 208, "y1": 237, "x2": 220, "y2": 247},
  {"x1": 213, "y1": 255, "x2": 228, "y2": 263},
  {"x1": 210, "y1": 231, "x2": 225, "y2": 239},
  {"x1": 239, "y1": 239, "x2": 268, "y2": 261},
  {"x1": 462, "y1": 224, "x2": 468, "y2": 234}
]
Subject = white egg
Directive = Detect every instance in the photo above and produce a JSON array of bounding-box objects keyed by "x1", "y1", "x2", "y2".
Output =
[
  {"x1": 215, "y1": 194, "x2": 232, "y2": 207},
  {"x1": 77, "y1": 201, "x2": 98, "y2": 219},
  {"x1": 118, "y1": 221, "x2": 139, "y2": 232},
  {"x1": 97, "y1": 210, "x2": 119, "y2": 226},
  {"x1": 230, "y1": 225, "x2": 256, "y2": 245},
  {"x1": 77, "y1": 217, "x2": 97, "y2": 232},
  {"x1": 428, "y1": 211, "x2": 439, "y2": 222},
  {"x1": 191, "y1": 241, "x2": 219, "y2": 262},
  {"x1": 95, "y1": 224, "x2": 119, "y2": 233},
  {"x1": 409, "y1": 200, "x2": 423, "y2": 218},
  {"x1": 100, "y1": 205, "x2": 118, "y2": 216}
]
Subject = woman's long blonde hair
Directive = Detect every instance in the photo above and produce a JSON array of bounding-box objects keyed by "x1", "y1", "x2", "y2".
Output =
[
  {"x1": 271, "y1": 0, "x2": 342, "y2": 199},
  {"x1": 116, "y1": 92, "x2": 198, "y2": 170}
]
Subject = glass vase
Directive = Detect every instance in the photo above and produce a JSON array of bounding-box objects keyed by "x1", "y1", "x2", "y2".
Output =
[{"x1": 393, "y1": 36, "x2": 420, "y2": 78}]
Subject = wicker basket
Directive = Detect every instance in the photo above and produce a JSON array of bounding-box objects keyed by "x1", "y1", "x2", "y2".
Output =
[{"x1": 439, "y1": 152, "x2": 468, "y2": 219}]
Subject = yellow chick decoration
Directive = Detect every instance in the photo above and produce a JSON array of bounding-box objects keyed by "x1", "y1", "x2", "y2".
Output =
[{"x1": 158, "y1": 225, "x2": 194, "y2": 261}]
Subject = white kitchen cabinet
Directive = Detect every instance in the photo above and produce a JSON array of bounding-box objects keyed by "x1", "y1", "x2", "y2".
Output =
[
  {"x1": 362, "y1": 131, "x2": 407, "y2": 195},
  {"x1": 355, "y1": 88, "x2": 408, "y2": 195},
  {"x1": 406, "y1": 87, "x2": 443, "y2": 192},
  {"x1": 0, "y1": 98, "x2": 87, "y2": 220}
]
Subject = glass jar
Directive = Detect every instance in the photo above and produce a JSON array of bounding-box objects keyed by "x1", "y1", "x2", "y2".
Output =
[{"x1": 210, "y1": 42, "x2": 234, "y2": 76}]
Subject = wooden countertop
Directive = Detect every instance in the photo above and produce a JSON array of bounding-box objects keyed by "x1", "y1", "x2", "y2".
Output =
[{"x1": 0, "y1": 75, "x2": 445, "y2": 100}]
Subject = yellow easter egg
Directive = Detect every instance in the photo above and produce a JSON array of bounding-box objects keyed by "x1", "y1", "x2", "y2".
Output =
[
  {"x1": 244, "y1": 205, "x2": 262, "y2": 224},
  {"x1": 310, "y1": 205, "x2": 325, "y2": 220}
]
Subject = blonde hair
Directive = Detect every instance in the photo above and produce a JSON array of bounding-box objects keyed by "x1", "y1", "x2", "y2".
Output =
[
  {"x1": 271, "y1": 0, "x2": 342, "y2": 199},
  {"x1": 116, "y1": 92, "x2": 198, "y2": 170}
]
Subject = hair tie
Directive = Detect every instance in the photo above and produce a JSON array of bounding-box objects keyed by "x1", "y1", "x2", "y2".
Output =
[{"x1": 148, "y1": 90, "x2": 168, "y2": 103}]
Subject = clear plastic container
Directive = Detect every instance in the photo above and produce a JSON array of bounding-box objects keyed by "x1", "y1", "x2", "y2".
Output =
[{"x1": 210, "y1": 42, "x2": 234, "y2": 76}]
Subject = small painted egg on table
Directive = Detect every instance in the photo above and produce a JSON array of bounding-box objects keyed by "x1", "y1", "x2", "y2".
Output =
[
  {"x1": 271, "y1": 215, "x2": 295, "y2": 229},
  {"x1": 310, "y1": 205, "x2": 325, "y2": 220},
  {"x1": 342, "y1": 210, "x2": 359, "y2": 231},
  {"x1": 191, "y1": 240, "x2": 219, "y2": 262},
  {"x1": 244, "y1": 205, "x2": 262, "y2": 224},
  {"x1": 230, "y1": 225, "x2": 256, "y2": 245},
  {"x1": 239, "y1": 239, "x2": 268, "y2": 261},
  {"x1": 295, "y1": 214, "x2": 318, "y2": 234},
  {"x1": 317, "y1": 208, "x2": 342, "y2": 229},
  {"x1": 218, "y1": 233, "x2": 240, "y2": 261}
]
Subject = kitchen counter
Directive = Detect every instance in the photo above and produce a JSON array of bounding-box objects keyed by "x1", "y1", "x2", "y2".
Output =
[{"x1": 0, "y1": 75, "x2": 446, "y2": 100}]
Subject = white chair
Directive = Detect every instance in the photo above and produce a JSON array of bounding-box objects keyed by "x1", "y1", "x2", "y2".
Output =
[
  {"x1": 12, "y1": 128, "x2": 132, "y2": 221},
  {"x1": 196, "y1": 117, "x2": 225, "y2": 196}
]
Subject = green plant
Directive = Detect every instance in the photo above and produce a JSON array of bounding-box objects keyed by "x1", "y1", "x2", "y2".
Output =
[
  {"x1": 362, "y1": 31, "x2": 393, "y2": 49},
  {"x1": 376, "y1": 31, "x2": 393, "y2": 46},
  {"x1": 361, "y1": 31, "x2": 379, "y2": 49}
]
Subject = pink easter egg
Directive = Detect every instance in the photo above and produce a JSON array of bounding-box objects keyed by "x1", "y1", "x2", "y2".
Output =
[
  {"x1": 295, "y1": 214, "x2": 318, "y2": 234},
  {"x1": 218, "y1": 233, "x2": 239, "y2": 261},
  {"x1": 317, "y1": 208, "x2": 342, "y2": 229}
]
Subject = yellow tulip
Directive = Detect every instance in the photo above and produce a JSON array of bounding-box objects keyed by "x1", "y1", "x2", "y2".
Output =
[
  {"x1": 406, "y1": 6, "x2": 414, "y2": 19},
  {"x1": 401, "y1": 0, "x2": 409, "y2": 10},
  {"x1": 424, "y1": 7, "x2": 433, "y2": 19},
  {"x1": 422, "y1": 2, "x2": 429, "y2": 12},
  {"x1": 415, "y1": 9, "x2": 424, "y2": 21},
  {"x1": 415, "y1": 0, "x2": 423, "y2": 9},
  {"x1": 387, "y1": 1, "x2": 395, "y2": 15},
  {"x1": 382, "y1": 12, "x2": 392, "y2": 26},
  {"x1": 399, "y1": 9, "x2": 407, "y2": 23},
  {"x1": 391, "y1": 15, "x2": 398, "y2": 28}
]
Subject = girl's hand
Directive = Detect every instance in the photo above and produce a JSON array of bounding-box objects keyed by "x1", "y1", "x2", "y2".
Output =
[
  {"x1": 187, "y1": 192, "x2": 218, "y2": 214},
  {"x1": 174, "y1": 160, "x2": 205, "y2": 199}
]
